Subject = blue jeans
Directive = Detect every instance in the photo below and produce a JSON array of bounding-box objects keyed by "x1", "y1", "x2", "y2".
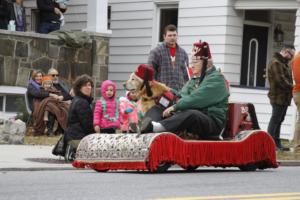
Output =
[
  {"x1": 267, "y1": 104, "x2": 288, "y2": 148},
  {"x1": 38, "y1": 22, "x2": 60, "y2": 34}
]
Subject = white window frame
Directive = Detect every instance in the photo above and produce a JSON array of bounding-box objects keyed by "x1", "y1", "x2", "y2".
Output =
[{"x1": 152, "y1": 1, "x2": 178, "y2": 48}]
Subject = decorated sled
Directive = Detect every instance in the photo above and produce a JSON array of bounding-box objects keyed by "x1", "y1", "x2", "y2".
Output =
[{"x1": 72, "y1": 103, "x2": 278, "y2": 172}]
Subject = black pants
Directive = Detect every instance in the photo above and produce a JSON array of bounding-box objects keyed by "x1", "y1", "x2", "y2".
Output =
[
  {"x1": 101, "y1": 128, "x2": 116, "y2": 134},
  {"x1": 144, "y1": 105, "x2": 164, "y2": 121},
  {"x1": 145, "y1": 106, "x2": 222, "y2": 139},
  {"x1": 267, "y1": 104, "x2": 288, "y2": 148}
]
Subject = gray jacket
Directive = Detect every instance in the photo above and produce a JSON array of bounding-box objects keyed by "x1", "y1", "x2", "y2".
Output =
[{"x1": 148, "y1": 42, "x2": 189, "y2": 91}]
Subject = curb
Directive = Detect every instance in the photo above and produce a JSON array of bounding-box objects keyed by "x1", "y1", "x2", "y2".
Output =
[
  {"x1": 1, "y1": 161, "x2": 299, "y2": 172},
  {"x1": 278, "y1": 160, "x2": 300, "y2": 167},
  {"x1": 0, "y1": 167, "x2": 77, "y2": 172}
]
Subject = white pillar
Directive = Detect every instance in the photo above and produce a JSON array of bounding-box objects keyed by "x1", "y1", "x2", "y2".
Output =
[
  {"x1": 294, "y1": 8, "x2": 300, "y2": 51},
  {"x1": 86, "y1": 0, "x2": 112, "y2": 34},
  {"x1": 291, "y1": 5, "x2": 300, "y2": 140}
]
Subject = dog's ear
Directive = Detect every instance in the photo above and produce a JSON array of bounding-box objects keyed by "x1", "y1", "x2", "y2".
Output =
[
  {"x1": 145, "y1": 81, "x2": 153, "y2": 97},
  {"x1": 144, "y1": 67, "x2": 153, "y2": 97}
]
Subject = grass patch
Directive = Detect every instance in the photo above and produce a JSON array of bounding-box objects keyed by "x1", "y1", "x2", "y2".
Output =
[
  {"x1": 277, "y1": 150, "x2": 300, "y2": 160},
  {"x1": 24, "y1": 135, "x2": 61, "y2": 146},
  {"x1": 25, "y1": 125, "x2": 61, "y2": 146}
]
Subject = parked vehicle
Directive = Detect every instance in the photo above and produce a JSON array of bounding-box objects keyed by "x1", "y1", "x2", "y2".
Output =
[{"x1": 0, "y1": 86, "x2": 30, "y2": 121}]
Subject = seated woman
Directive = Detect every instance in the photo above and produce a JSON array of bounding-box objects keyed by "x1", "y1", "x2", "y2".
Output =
[
  {"x1": 64, "y1": 74, "x2": 95, "y2": 148},
  {"x1": 136, "y1": 41, "x2": 230, "y2": 140},
  {"x1": 27, "y1": 70, "x2": 62, "y2": 136}
]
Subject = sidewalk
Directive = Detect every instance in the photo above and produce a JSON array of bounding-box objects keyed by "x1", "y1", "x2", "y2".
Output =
[
  {"x1": 0, "y1": 144, "x2": 299, "y2": 171},
  {"x1": 0, "y1": 145, "x2": 74, "y2": 171}
]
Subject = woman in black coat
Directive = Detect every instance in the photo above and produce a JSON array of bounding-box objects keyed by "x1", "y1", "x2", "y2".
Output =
[
  {"x1": 64, "y1": 74, "x2": 95, "y2": 144},
  {"x1": 27, "y1": 69, "x2": 61, "y2": 136}
]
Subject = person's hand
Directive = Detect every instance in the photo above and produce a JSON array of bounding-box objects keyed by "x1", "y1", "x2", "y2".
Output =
[
  {"x1": 94, "y1": 126, "x2": 100, "y2": 133},
  {"x1": 69, "y1": 88, "x2": 75, "y2": 97},
  {"x1": 163, "y1": 106, "x2": 175, "y2": 118},
  {"x1": 58, "y1": 96, "x2": 64, "y2": 101},
  {"x1": 65, "y1": 100, "x2": 71, "y2": 104},
  {"x1": 49, "y1": 93, "x2": 59, "y2": 99},
  {"x1": 54, "y1": 7, "x2": 62, "y2": 15},
  {"x1": 125, "y1": 107, "x2": 133, "y2": 114},
  {"x1": 58, "y1": 3, "x2": 67, "y2": 9}
]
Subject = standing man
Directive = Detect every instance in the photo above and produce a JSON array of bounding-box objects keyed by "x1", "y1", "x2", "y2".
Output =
[
  {"x1": 37, "y1": 0, "x2": 67, "y2": 34},
  {"x1": 148, "y1": 24, "x2": 189, "y2": 91},
  {"x1": 267, "y1": 45, "x2": 295, "y2": 151},
  {"x1": 291, "y1": 51, "x2": 300, "y2": 152}
]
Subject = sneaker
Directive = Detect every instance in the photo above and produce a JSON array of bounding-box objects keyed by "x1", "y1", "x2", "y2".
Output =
[
  {"x1": 129, "y1": 122, "x2": 138, "y2": 133},
  {"x1": 47, "y1": 129, "x2": 54, "y2": 137},
  {"x1": 140, "y1": 117, "x2": 153, "y2": 133}
]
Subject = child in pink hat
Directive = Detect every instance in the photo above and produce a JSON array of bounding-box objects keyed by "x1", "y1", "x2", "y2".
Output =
[
  {"x1": 94, "y1": 80, "x2": 121, "y2": 133},
  {"x1": 119, "y1": 91, "x2": 140, "y2": 133}
]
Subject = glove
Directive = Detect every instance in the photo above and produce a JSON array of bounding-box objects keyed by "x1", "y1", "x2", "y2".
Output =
[{"x1": 125, "y1": 108, "x2": 133, "y2": 114}]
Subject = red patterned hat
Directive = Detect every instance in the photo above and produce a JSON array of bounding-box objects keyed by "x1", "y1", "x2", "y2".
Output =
[
  {"x1": 135, "y1": 64, "x2": 154, "y2": 81},
  {"x1": 192, "y1": 41, "x2": 212, "y2": 60}
]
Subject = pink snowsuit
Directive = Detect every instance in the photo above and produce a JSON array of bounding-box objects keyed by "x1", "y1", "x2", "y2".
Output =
[
  {"x1": 119, "y1": 96, "x2": 139, "y2": 132},
  {"x1": 93, "y1": 80, "x2": 120, "y2": 129}
]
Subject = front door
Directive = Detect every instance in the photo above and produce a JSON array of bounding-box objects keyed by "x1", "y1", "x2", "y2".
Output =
[{"x1": 240, "y1": 25, "x2": 268, "y2": 87}]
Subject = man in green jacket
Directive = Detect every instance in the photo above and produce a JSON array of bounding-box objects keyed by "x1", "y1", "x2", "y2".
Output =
[
  {"x1": 267, "y1": 45, "x2": 295, "y2": 151},
  {"x1": 140, "y1": 41, "x2": 229, "y2": 139}
]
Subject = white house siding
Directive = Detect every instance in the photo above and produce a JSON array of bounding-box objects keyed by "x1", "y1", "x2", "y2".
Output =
[
  {"x1": 23, "y1": 0, "x2": 87, "y2": 31},
  {"x1": 272, "y1": 10, "x2": 296, "y2": 52},
  {"x1": 230, "y1": 87, "x2": 297, "y2": 140},
  {"x1": 234, "y1": 0, "x2": 299, "y2": 10},
  {"x1": 108, "y1": 0, "x2": 154, "y2": 95},
  {"x1": 295, "y1": 9, "x2": 300, "y2": 50},
  {"x1": 179, "y1": 0, "x2": 243, "y2": 85}
]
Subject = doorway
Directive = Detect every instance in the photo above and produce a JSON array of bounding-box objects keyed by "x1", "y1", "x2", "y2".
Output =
[
  {"x1": 159, "y1": 8, "x2": 178, "y2": 42},
  {"x1": 240, "y1": 25, "x2": 269, "y2": 87}
]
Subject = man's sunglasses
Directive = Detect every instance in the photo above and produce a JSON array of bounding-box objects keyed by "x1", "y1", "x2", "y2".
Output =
[
  {"x1": 286, "y1": 50, "x2": 294, "y2": 58},
  {"x1": 51, "y1": 74, "x2": 59, "y2": 77}
]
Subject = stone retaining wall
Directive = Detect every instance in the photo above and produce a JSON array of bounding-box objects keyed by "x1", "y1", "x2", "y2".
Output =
[{"x1": 0, "y1": 30, "x2": 110, "y2": 97}]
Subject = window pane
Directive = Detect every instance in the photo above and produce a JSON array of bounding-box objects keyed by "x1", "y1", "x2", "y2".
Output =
[
  {"x1": 0, "y1": 96, "x2": 3, "y2": 111},
  {"x1": 159, "y1": 8, "x2": 178, "y2": 42},
  {"x1": 5, "y1": 95, "x2": 25, "y2": 112}
]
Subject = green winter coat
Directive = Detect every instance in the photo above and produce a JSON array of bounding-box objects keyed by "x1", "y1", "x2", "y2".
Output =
[
  {"x1": 173, "y1": 66, "x2": 229, "y2": 128},
  {"x1": 267, "y1": 53, "x2": 293, "y2": 106}
]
